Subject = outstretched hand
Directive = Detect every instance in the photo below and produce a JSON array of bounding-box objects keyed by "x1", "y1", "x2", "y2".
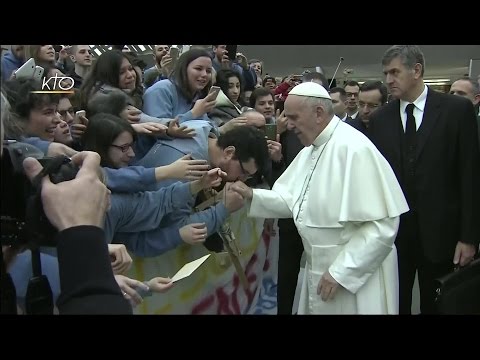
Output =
[{"x1": 200, "y1": 168, "x2": 227, "y2": 189}]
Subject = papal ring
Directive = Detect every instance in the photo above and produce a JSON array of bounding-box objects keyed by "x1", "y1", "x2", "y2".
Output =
[{"x1": 122, "y1": 291, "x2": 127, "y2": 296}]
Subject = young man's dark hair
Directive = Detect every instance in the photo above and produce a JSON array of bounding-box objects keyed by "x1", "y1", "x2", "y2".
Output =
[
  {"x1": 249, "y1": 87, "x2": 274, "y2": 108},
  {"x1": 330, "y1": 87, "x2": 347, "y2": 100},
  {"x1": 344, "y1": 80, "x2": 360, "y2": 88},
  {"x1": 2, "y1": 78, "x2": 60, "y2": 139},
  {"x1": 262, "y1": 76, "x2": 276, "y2": 87},
  {"x1": 217, "y1": 125, "x2": 269, "y2": 177},
  {"x1": 360, "y1": 81, "x2": 388, "y2": 104}
]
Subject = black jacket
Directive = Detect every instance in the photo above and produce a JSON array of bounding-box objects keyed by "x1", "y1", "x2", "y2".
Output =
[
  {"x1": 368, "y1": 88, "x2": 480, "y2": 262},
  {"x1": 56, "y1": 226, "x2": 132, "y2": 314}
]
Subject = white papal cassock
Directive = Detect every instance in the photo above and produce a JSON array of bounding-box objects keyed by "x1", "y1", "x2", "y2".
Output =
[{"x1": 247, "y1": 116, "x2": 409, "y2": 314}]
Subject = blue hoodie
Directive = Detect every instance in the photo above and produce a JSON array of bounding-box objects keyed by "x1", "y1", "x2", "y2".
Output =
[{"x1": 1, "y1": 51, "x2": 24, "y2": 82}]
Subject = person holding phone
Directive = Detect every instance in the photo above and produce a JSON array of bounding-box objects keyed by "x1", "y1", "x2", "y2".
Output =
[
  {"x1": 143, "y1": 48, "x2": 215, "y2": 121},
  {"x1": 211, "y1": 45, "x2": 257, "y2": 93},
  {"x1": 144, "y1": 45, "x2": 171, "y2": 89}
]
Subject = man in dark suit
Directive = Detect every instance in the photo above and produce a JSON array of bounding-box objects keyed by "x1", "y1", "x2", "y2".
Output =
[
  {"x1": 449, "y1": 76, "x2": 480, "y2": 145},
  {"x1": 368, "y1": 45, "x2": 480, "y2": 314},
  {"x1": 346, "y1": 81, "x2": 388, "y2": 136}
]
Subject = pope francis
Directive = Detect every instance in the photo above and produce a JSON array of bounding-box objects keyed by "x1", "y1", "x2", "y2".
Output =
[{"x1": 231, "y1": 82, "x2": 410, "y2": 314}]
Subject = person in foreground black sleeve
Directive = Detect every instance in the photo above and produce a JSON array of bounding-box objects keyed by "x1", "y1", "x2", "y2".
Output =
[{"x1": 22, "y1": 151, "x2": 132, "y2": 314}]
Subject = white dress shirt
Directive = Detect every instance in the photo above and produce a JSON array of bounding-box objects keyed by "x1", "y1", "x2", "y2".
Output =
[{"x1": 399, "y1": 84, "x2": 428, "y2": 132}]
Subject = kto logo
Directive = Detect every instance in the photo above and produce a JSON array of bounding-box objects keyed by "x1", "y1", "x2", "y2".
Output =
[{"x1": 31, "y1": 74, "x2": 75, "y2": 94}]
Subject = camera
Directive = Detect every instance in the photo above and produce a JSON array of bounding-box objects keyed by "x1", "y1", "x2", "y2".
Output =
[{"x1": 1, "y1": 141, "x2": 79, "y2": 249}]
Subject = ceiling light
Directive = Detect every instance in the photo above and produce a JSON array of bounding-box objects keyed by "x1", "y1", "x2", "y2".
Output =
[{"x1": 424, "y1": 79, "x2": 451, "y2": 83}]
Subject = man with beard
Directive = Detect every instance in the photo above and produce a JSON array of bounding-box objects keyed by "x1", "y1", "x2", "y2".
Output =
[{"x1": 144, "y1": 45, "x2": 170, "y2": 89}]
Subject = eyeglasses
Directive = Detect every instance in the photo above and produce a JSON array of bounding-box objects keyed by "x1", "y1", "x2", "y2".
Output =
[
  {"x1": 358, "y1": 102, "x2": 380, "y2": 110},
  {"x1": 238, "y1": 160, "x2": 253, "y2": 180},
  {"x1": 111, "y1": 143, "x2": 133, "y2": 153}
]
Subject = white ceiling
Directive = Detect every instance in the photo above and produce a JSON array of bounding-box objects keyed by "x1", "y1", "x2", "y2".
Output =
[{"x1": 237, "y1": 45, "x2": 480, "y2": 82}]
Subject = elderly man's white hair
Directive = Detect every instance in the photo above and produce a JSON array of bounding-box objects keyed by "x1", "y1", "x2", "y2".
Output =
[{"x1": 289, "y1": 82, "x2": 334, "y2": 116}]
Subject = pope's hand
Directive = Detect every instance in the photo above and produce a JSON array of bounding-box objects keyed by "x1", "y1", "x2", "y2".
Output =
[
  {"x1": 317, "y1": 271, "x2": 340, "y2": 301},
  {"x1": 230, "y1": 181, "x2": 253, "y2": 200}
]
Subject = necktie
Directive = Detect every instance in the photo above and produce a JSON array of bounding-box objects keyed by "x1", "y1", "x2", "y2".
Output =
[
  {"x1": 405, "y1": 103, "x2": 416, "y2": 141},
  {"x1": 404, "y1": 103, "x2": 417, "y2": 203}
]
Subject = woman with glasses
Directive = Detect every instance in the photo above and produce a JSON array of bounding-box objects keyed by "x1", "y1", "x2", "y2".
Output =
[{"x1": 81, "y1": 110, "x2": 211, "y2": 193}]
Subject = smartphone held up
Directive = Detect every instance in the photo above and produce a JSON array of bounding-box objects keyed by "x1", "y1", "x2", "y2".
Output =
[
  {"x1": 225, "y1": 45, "x2": 237, "y2": 61},
  {"x1": 264, "y1": 124, "x2": 277, "y2": 141},
  {"x1": 74, "y1": 110, "x2": 86, "y2": 125},
  {"x1": 208, "y1": 86, "x2": 221, "y2": 100}
]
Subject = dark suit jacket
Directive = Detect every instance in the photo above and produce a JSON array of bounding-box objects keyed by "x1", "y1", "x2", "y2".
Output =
[
  {"x1": 368, "y1": 88, "x2": 480, "y2": 263},
  {"x1": 346, "y1": 116, "x2": 368, "y2": 136},
  {"x1": 56, "y1": 226, "x2": 132, "y2": 314}
]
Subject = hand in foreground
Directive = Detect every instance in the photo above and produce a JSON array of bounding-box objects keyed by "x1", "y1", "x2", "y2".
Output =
[
  {"x1": 70, "y1": 114, "x2": 88, "y2": 141},
  {"x1": 166, "y1": 154, "x2": 209, "y2": 180},
  {"x1": 132, "y1": 122, "x2": 168, "y2": 135},
  {"x1": 222, "y1": 182, "x2": 246, "y2": 213},
  {"x1": 179, "y1": 223, "x2": 208, "y2": 245},
  {"x1": 47, "y1": 142, "x2": 78, "y2": 158},
  {"x1": 453, "y1": 241, "x2": 476, "y2": 267},
  {"x1": 146, "y1": 277, "x2": 174, "y2": 293},
  {"x1": 23, "y1": 151, "x2": 109, "y2": 231},
  {"x1": 200, "y1": 168, "x2": 227, "y2": 189},
  {"x1": 267, "y1": 134, "x2": 282, "y2": 162},
  {"x1": 114, "y1": 274, "x2": 149, "y2": 307},
  {"x1": 167, "y1": 118, "x2": 196, "y2": 138},
  {"x1": 219, "y1": 117, "x2": 248, "y2": 134},
  {"x1": 191, "y1": 91, "x2": 217, "y2": 118},
  {"x1": 275, "y1": 109, "x2": 288, "y2": 135},
  {"x1": 120, "y1": 105, "x2": 142, "y2": 123},
  {"x1": 108, "y1": 244, "x2": 133, "y2": 275}
]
